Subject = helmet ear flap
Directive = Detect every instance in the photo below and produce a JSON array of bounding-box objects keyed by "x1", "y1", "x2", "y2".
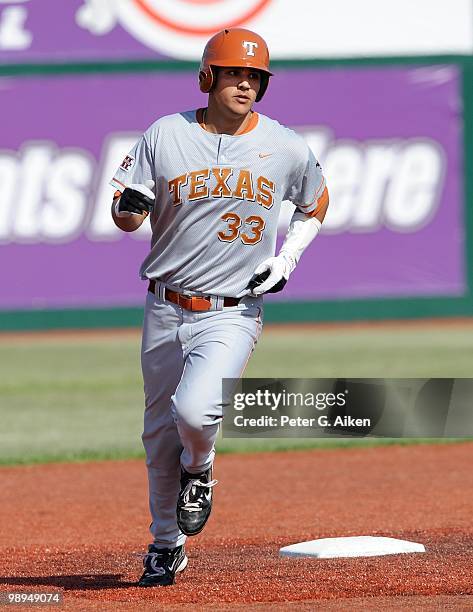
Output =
[
  {"x1": 199, "y1": 66, "x2": 214, "y2": 94},
  {"x1": 255, "y1": 73, "x2": 269, "y2": 102}
]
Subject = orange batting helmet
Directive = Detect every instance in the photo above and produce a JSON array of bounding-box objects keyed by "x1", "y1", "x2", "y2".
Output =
[{"x1": 199, "y1": 28, "x2": 273, "y2": 102}]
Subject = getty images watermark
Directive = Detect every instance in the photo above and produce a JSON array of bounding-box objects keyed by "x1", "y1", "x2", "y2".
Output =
[
  {"x1": 232, "y1": 387, "x2": 365, "y2": 429},
  {"x1": 222, "y1": 379, "x2": 473, "y2": 438}
]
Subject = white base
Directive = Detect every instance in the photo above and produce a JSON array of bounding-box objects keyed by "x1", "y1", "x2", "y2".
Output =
[{"x1": 279, "y1": 536, "x2": 426, "y2": 559}]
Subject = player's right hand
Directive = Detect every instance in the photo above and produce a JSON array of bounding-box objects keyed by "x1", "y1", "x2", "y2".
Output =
[{"x1": 116, "y1": 180, "x2": 155, "y2": 216}]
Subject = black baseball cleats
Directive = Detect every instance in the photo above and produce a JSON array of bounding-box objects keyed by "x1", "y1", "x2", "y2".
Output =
[
  {"x1": 177, "y1": 466, "x2": 217, "y2": 536},
  {"x1": 138, "y1": 544, "x2": 188, "y2": 587},
  {"x1": 138, "y1": 466, "x2": 217, "y2": 587}
]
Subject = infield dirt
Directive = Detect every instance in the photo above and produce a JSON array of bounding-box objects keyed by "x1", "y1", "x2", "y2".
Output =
[{"x1": 1, "y1": 443, "x2": 472, "y2": 609}]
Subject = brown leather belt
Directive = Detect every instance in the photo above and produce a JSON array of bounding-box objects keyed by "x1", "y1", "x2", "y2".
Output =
[{"x1": 148, "y1": 280, "x2": 240, "y2": 311}]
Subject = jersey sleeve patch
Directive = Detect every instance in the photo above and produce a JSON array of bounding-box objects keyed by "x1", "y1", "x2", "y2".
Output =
[{"x1": 120, "y1": 154, "x2": 135, "y2": 172}]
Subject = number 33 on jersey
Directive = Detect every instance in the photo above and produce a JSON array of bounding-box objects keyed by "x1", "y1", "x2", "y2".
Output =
[
  {"x1": 110, "y1": 108, "x2": 327, "y2": 297},
  {"x1": 169, "y1": 166, "x2": 273, "y2": 245}
]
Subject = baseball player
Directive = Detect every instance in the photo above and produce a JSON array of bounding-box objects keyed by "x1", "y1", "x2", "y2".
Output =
[{"x1": 110, "y1": 28, "x2": 329, "y2": 587}]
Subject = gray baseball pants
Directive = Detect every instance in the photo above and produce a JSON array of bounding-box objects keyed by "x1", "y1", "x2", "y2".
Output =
[{"x1": 141, "y1": 281, "x2": 263, "y2": 548}]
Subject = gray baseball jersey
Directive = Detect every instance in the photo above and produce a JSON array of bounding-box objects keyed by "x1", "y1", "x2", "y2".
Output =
[{"x1": 111, "y1": 109, "x2": 325, "y2": 297}]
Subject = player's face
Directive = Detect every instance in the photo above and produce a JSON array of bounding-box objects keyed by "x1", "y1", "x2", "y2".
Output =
[{"x1": 212, "y1": 67, "x2": 261, "y2": 116}]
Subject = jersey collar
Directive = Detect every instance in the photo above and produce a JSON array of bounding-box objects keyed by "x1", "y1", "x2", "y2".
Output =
[{"x1": 196, "y1": 108, "x2": 259, "y2": 136}]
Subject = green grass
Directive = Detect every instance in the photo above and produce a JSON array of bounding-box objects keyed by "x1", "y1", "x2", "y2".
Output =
[
  {"x1": 246, "y1": 325, "x2": 473, "y2": 378},
  {"x1": 1, "y1": 323, "x2": 472, "y2": 465}
]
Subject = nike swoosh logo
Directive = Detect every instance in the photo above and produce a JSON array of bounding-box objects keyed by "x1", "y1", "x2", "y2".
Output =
[{"x1": 259, "y1": 153, "x2": 273, "y2": 158}]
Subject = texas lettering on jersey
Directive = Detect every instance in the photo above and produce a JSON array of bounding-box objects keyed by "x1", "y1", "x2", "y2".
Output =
[{"x1": 168, "y1": 168, "x2": 275, "y2": 209}]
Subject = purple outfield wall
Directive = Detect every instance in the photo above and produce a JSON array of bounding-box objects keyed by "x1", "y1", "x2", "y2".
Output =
[{"x1": 0, "y1": 65, "x2": 465, "y2": 308}]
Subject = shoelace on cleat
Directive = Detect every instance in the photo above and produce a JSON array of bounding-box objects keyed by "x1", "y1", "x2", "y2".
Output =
[{"x1": 180, "y1": 478, "x2": 218, "y2": 512}]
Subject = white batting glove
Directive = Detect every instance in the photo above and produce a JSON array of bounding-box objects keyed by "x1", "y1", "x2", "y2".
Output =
[{"x1": 248, "y1": 253, "x2": 295, "y2": 296}]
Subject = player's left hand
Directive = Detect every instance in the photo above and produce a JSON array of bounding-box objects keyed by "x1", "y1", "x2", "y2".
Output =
[
  {"x1": 115, "y1": 180, "x2": 155, "y2": 217},
  {"x1": 241, "y1": 254, "x2": 294, "y2": 297}
]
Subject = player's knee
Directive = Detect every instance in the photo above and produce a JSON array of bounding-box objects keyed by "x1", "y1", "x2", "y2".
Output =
[
  {"x1": 172, "y1": 396, "x2": 219, "y2": 434},
  {"x1": 174, "y1": 408, "x2": 205, "y2": 435}
]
